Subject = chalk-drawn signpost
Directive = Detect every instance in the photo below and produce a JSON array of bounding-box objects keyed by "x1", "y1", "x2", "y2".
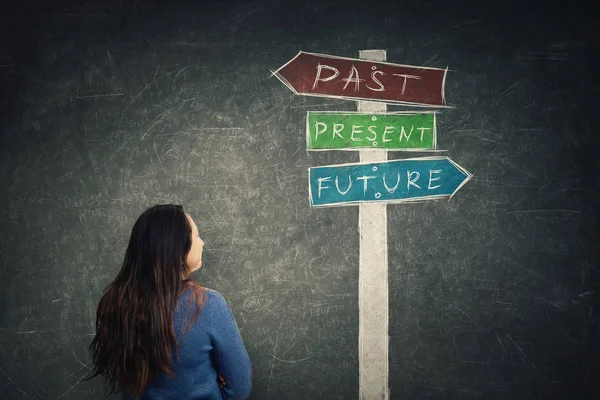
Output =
[{"x1": 273, "y1": 50, "x2": 471, "y2": 399}]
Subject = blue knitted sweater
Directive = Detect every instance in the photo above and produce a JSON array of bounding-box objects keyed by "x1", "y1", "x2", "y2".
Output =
[{"x1": 123, "y1": 287, "x2": 252, "y2": 399}]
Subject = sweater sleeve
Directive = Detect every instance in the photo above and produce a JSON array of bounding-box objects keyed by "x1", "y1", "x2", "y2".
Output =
[{"x1": 208, "y1": 291, "x2": 252, "y2": 400}]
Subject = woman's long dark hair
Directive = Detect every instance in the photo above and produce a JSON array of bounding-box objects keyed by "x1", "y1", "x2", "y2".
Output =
[{"x1": 84, "y1": 204, "x2": 207, "y2": 398}]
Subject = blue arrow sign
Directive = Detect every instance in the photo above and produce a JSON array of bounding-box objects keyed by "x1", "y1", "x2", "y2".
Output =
[{"x1": 308, "y1": 156, "x2": 472, "y2": 207}]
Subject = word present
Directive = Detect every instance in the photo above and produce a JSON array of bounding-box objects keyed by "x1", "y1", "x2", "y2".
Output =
[{"x1": 307, "y1": 112, "x2": 436, "y2": 150}]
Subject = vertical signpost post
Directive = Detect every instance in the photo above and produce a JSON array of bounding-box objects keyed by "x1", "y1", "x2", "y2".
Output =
[
  {"x1": 273, "y1": 50, "x2": 472, "y2": 400},
  {"x1": 356, "y1": 49, "x2": 389, "y2": 400}
]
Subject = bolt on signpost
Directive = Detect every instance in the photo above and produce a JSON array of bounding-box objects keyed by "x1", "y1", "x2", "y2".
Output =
[{"x1": 273, "y1": 50, "x2": 472, "y2": 400}]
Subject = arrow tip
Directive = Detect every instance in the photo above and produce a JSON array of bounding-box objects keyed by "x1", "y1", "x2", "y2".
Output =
[{"x1": 449, "y1": 167, "x2": 473, "y2": 199}]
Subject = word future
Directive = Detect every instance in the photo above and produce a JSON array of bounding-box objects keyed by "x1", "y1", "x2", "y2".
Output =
[
  {"x1": 307, "y1": 112, "x2": 436, "y2": 150},
  {"x1": 273, "y1": 51, "x2": 447, "y2": 106},
  {"x1": 308, "y1": 157, "x2": 471, "y2": 207}
]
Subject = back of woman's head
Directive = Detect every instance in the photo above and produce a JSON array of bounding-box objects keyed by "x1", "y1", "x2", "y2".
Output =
[
  {"x1": 84, "y1": 204, "x2": 206, "y2": 398},
  {"x1": 119, "y1": 204, "x2": 191, "y2": 289}
]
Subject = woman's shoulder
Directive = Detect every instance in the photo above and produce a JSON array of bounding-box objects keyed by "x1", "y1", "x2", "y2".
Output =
[
  {"x1": 203, "y1": 287, "x2": 228, "y2": 306},
  {"x1": 184, "y1": 284, "x2": 221, "y2": 297},
  {"x1": 179, "y1": 285, "x2": 226, "y2": 307},
  {"x1": 176, "y1": 286, "x2": 228, "y2": 321},
  {"x1": 203, "y1": 287, "x2": 220, "y2": 296}
]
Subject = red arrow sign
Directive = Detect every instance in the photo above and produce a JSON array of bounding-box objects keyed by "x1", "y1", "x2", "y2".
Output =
[{"x1": 272, "y1": 51, "x2": 448, "y2": 107}]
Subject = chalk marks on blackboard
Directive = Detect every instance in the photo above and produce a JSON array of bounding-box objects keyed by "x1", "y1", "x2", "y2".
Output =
[
  {"x1": 249, "y1": 93, "x2": 284, "y2": 116},
  {"x1": 290, "y1": 101, "x2": 344, "y2": 109},
  {"x1": 184, "y1": 115, "x2": 244, "y2": 132},
  {"x1": 307, "y1": 256, "x2": 331, "y2": 280},
  {"x1": 505, "y1": 209, "x2": 583, "y2": 222},
  {"x1": 77, "y1": 92, "x2": 124, "y2": 99},
  {"x1": 57, "y1": 370, "x2": 90, "y2": 399},
  {"x1": 130, "y1": 67, "x2": 187, "y2": 103},
  {"x1": 0, "y1": 365, "x2": 27, "y2": 395},
  {"x1": 507, "y1": 209, "x2": 582, "y2": 214},
  {"x1": 514, "y1": 52, "x2": 568, "y2": 61},
  {"x1": 269, "y1": 350, "x2": 312, "y2": 364}
]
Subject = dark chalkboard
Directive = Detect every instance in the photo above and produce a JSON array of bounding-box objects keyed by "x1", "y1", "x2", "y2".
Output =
[{"x1": 1, "y1": 0, "x2": 599, "y2": 399}]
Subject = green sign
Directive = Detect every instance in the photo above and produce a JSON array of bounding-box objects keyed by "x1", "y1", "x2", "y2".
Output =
[{"x1": 306, "y1": 111, "x2": 437, "y2": 151}]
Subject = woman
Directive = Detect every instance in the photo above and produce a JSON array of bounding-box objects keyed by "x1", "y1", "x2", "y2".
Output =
[{"x1": 84, "y1": 204, "x2": 252, "y2": 399}]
